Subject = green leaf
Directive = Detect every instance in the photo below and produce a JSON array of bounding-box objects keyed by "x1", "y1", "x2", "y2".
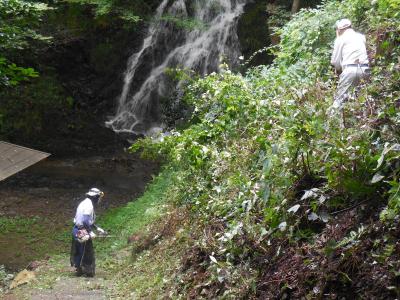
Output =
[{"x1": 371, "y1": 173, "x2": 385, "y2": 184}]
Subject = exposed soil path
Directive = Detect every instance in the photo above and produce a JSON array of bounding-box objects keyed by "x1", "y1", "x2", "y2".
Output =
[{"x1": 3, "y1": 257, "x2": 112, "y2": 299}]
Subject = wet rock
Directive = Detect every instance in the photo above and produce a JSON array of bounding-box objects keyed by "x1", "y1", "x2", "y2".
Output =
[{"x1": 26, "y1": 261, "x2": 41, "y2": 271}]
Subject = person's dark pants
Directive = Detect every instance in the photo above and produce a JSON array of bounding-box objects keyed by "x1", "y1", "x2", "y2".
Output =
[{"x1": 70, "y1": 226, "x2": 95, "y2": 277}]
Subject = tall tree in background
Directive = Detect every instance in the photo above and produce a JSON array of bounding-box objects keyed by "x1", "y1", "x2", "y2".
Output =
[{"x1": 291, "y1": 0, "x2": 301, "y2": 13}]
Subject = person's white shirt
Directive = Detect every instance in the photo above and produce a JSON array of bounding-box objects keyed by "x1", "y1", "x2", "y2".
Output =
[
  {"x1": 74, "y1": 198, "x2": 95, "y2": 227},
  {"x1": 331, "y1": 28, "x2": 369, "y2": 71}
]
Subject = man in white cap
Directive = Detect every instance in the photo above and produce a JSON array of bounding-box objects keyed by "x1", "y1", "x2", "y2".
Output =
[
  {"x1": 70, "y1": 188, "x2": 107, "y2": 277},
  {"x1": 330, "y1": 18, "x2": 369, "y2": 111}
]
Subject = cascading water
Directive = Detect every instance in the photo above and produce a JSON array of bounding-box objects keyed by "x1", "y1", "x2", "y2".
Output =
[{"x1": 106, "y1": 0, "x2": 248, "y2": 136}]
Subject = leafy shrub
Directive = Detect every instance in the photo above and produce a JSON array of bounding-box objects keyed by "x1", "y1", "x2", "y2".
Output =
[{"x1": 131, "y1": 0, "x2": 400, "y2": 294}]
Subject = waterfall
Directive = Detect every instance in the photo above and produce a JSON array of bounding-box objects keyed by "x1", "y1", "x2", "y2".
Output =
[{"x1": 106, "y1": 0, "x2": 248, "y2": 136}]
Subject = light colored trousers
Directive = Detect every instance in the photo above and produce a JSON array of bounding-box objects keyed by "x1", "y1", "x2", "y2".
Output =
[{"x1": 332, "y1": 66, "x2": 370, "y2": 109}]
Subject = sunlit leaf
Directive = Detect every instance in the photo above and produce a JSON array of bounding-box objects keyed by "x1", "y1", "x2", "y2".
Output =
[
  {"x1": 287, "y1": 204, "x2": 300, "y2": 214},
  {"x1": 308, "y1": 212, "x2": 319, "y2": 221},
  {"x1": 209, "y1": 255, "x2": 218, "y2": 264},
  {"x1": 371, "y1": 173, "x2": 385, "y2": 184}
]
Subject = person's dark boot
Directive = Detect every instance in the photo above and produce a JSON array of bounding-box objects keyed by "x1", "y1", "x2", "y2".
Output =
[
  {"x1": 75, "y1": 267, "x2": 83, "y2": 276},
  {"x1": 85, "y1": 266, "x2": 95, "y2": 277}
]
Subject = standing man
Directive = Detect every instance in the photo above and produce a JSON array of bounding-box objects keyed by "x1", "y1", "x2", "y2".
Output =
[
  {"x1": 70, "y1": 188, "x2": 106, "y2": 277},
  {"x1": 330, "y1": 18, "x2": 369, "y2": 111}
]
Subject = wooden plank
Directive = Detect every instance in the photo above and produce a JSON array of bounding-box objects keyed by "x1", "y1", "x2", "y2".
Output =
[{"x1": 0, "y1": 141, "x2": 50, "y2": 181}]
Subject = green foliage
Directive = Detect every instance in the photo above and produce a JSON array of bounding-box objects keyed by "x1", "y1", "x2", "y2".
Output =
[
  {"x1": 0, "y1": 215, "x2": 69, "y2": 270},
  {"x1": 0, "y1": 57, "x2": 39, "y2": 86},
  {"x1": 0, "y1": 265, "x2": 13, "y2": 294},
  {"x1": 0, "y1": 0, "x2": 50, "y2": 87},
  {"x1": 335, "y1": 225, "x2": 367, "y2": 249},
  {"x1": 66, "y1": 0, "x2": 114, "y2": 16},
  {"x1": 238, "y1": 1, "x2": 272, "y2": 66},
  {"x1": 266, "y1": 3, "x2": 291, "y2": 32},
  {"x1": 129, "y1": 0, "x2": 400, "y2": 295},
  {"x1": 376, "y1": 0, "x2": 400, "y2": 20},
  {"x1": 66, "y1": 0, "x2": 160, "y2": 22},
  {"x1": 158, "y1": 15, "x2": 208, "y2": 31},
  {"x1": 0, "y1": 75, "x2": 71, "y2": 136},
  {"x1": 380, "y1": 178, "x2": 400, "y2": 221},
  {"x1": 0, "y1": 216, "x2": 39, "y2": 233},
  {"x1": 0, "y1": 0, "x2": 50, "y2": 50},
  {"x1": 96, "y1": 169, "x2": 174, "y2": 254}
]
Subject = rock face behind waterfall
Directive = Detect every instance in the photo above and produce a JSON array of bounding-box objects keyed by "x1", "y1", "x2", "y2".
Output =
[{"x1": 106, "y1": 0, "x2": 249, "y2": 137}]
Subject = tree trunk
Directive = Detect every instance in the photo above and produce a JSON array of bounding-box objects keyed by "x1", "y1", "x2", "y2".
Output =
[{"x1": 291, "y1": 0, "x2": 301, "y2": 14}]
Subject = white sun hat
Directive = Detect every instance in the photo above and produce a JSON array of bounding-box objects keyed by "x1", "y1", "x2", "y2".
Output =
[
  {"x1": 336, "y1": 18, "x2": 352, "y2": 30},
  {"x1": 86, "y1": 188, "x2": 104, "y2": 197}
]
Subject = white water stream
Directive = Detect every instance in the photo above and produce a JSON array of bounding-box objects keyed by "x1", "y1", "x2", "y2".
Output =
[{"x1": 106, "y1": 0, "x2": 248, "y2": 136}]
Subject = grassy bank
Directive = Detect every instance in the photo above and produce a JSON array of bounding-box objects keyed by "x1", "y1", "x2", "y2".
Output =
[
  {"x1": 0, "y1": 216, "x2": 70, "y2": 270},
  {"x1": 97, "y1": 168, "x2": 175, "y2": 255},
  {"x1": 94, "y1": 168, "x2": 184, "y2": 298}
]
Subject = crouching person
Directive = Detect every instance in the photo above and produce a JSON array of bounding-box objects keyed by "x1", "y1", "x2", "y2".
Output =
[{"x1": 70, "y1": 188, "x2": 106, "y2": 277}]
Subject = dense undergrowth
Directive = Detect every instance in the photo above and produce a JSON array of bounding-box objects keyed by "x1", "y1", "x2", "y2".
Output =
[{"x1": 125, "y1": 0, "x2": 400, "y2": 298}]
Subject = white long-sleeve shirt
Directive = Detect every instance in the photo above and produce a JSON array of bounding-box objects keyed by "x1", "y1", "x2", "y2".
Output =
[
  {"x1": 74, "y1": 198, "x2": 95, "y2": 227},
  {"x1": 331, "y1": 28, "x2": 369, "y2": 71}
]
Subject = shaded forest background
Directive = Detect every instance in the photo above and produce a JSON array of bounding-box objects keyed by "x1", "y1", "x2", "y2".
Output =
[{"x1": 0, "y1": 0, "x2": 318, "y2": 155}]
